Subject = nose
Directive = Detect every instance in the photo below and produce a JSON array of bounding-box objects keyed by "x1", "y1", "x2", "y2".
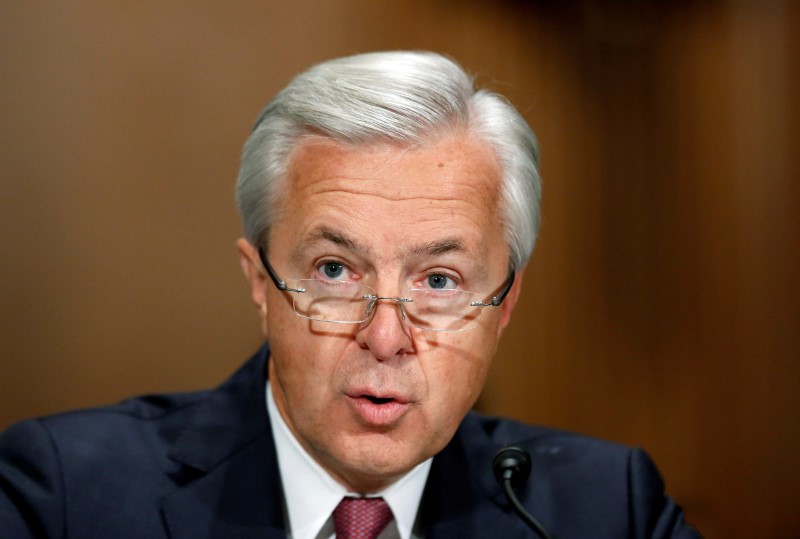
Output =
[{"x1": 354, "y1": 297, "x2": 414, "y2": 360}]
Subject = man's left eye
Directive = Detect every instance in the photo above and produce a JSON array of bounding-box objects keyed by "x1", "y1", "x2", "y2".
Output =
[{"x1": 426, "y1": 274, "x2": 457, "y2": 290}]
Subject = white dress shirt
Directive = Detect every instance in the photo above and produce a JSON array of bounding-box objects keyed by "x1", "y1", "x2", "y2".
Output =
[{"x1": 266, "y1": 381, "x2": 432, "y2": 539}]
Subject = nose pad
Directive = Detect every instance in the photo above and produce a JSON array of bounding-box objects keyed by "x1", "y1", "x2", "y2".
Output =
[
  {"x1": 365, "y1": 299, "x2": 376, "y2": 317},
  {"x1": 363, "y1": 297, "x2": 408, "y2": 323},
  {"x1": 355, "y1": 295, "x2": 414, "y2": 359}
]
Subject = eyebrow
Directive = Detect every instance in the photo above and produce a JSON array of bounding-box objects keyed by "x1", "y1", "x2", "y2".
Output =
[
  {"x1": 292, "y1": 227, "x2": 482, "y2": 272},
  {"x1": 292, "y1": 226, "x2": 374, "y2": 260},
  {"x1": 404, "y1": 238, "x2": 467, "y2": 258}
]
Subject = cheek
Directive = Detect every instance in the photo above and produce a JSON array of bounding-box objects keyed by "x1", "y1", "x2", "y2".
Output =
[
  {"x1": 418, "y1": 329, "x2": 496, "y2": 423},
  {"x1": 267, "y1": 305, "x2": 339, "y2": 398},
  {"x1": 268, "y1": 302, "x2": 361, "y2": 379}
]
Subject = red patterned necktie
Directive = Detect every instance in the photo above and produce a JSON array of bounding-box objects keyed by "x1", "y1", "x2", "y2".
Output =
[{"x1": 333, "y1": 496, "x2": 394, "y2": 539}]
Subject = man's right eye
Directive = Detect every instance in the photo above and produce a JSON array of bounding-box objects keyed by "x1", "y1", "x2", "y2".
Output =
[{"x1": 319, "y1": 262, "x2": 345, "y2": 279}]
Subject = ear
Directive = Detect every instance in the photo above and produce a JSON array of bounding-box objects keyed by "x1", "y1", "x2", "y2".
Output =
[
  {"x1": 496, "y1": 268, "x2": 524, "y2": 339},
  {"x1": 236, "y1": 238, "x2": 269, "y2": 336}
]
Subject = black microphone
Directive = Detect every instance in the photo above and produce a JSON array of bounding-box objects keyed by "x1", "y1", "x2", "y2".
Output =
[{"x1": 493, "y1": 445, "x2": 554, "y2": 539}]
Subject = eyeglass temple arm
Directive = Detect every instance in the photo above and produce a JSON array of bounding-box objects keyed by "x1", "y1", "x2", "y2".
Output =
[
  {"x1": 258, "y1": 247, "x2": 308, "y2": 294},
  {"x1": 471, "y1": 270, "x2": 515, "y2": 307},
  {"x1": 490, "y1": 269, "x2": 516, "y2": 307}
]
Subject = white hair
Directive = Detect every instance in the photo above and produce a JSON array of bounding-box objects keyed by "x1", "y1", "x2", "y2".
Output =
[{"x1": 235, "y1": 51, "x2": 541, "y2": 269}]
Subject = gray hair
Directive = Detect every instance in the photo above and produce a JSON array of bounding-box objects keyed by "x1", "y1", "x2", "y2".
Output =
[{"x1": 235, "y1": 51, "x2": 541, "y2": 269}]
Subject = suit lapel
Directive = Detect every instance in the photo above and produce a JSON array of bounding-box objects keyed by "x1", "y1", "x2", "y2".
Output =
[
  {"x1": 419, "y1": 415, "x2": 532, "y2": 539},
  {"x1": 160, "y1": 344, "x2": 287, "y2": 539},
  {"x1": 160, "y1": 432, "x2": 286, "y2": 539}
]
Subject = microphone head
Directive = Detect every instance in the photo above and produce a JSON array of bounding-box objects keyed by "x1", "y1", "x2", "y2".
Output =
[{"x1": 493, "y1": 445, "x2": 532, "y2": 487}]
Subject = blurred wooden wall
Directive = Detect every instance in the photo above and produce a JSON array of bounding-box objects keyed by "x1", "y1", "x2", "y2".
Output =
[{"x1": 1, "y1": 1, "x2": 797, "y2": 536}]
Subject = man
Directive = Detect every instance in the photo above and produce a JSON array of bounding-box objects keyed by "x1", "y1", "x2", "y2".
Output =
[{"x1": 0, "y1": 51, "x2": 699, "y2": 538}]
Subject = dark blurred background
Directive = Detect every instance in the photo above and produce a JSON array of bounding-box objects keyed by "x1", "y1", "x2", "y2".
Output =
[{"x1": 1, "y1": 1, "x2": 798, "y2": 536}]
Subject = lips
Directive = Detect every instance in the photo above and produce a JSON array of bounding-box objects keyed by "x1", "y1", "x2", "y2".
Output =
[{"x1": 346, "y1": 390, "x2": 411, "y2": 426}]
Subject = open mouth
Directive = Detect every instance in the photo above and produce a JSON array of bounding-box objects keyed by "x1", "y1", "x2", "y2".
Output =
[
  {"x1": 348, "y1": 392, "x2": 409, "y2": 425},
  {"x1": 363, "y1": 395, "x2": 395, "y2": 405}
]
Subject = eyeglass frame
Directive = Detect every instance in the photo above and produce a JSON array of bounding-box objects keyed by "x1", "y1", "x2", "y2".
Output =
[{"x1": 257, "y1": 247, "x2": 516, "y2": 331}]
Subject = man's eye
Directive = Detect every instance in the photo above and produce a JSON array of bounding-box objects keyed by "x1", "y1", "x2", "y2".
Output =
[
  {"x1": 319, "y1": 262, "x2": 345, "y2": 279},
  {"x1": 427, "y1": 274, "x2": 456, "y2": 290}
]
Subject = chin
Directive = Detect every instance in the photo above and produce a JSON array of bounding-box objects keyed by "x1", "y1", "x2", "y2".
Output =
[
  {"x1": 335, "y1": 437, "x2": 426, "y2": 489},
  {"x1": 339, "y1": 459, "x2": 413, "y2": 493}
]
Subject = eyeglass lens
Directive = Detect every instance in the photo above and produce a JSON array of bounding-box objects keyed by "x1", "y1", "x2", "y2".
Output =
[{"x1": 291, "y1": 279, "x2": 482, "y2": 331}]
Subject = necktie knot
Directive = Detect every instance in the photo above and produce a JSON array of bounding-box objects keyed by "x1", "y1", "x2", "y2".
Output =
[{"x1": 333, "y1": 496, "x2": 394, "y2": 539}]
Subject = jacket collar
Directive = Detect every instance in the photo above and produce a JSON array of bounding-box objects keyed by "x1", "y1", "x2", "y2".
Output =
[
  {"x1": 161, "y1": 342, "x2": 287, "y2": 538},
  {"x1": 420, "y1": 413, "x2": 531, "y2": 538},
  {"x1": 167, "y1": 343, "x2": 272, "y2": 472}
]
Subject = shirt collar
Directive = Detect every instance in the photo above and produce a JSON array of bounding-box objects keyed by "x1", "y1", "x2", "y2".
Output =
[{"x1": 266, "y1": 380, "x2": 431, "y2": 539}]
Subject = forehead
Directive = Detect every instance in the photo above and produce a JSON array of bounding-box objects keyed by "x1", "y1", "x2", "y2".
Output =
[{"x1": 273, "y1": 133, "x2": 505, "y2": 263}]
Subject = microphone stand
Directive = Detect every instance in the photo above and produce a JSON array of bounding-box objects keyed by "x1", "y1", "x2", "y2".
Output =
[{"x1": 493, "y1": 445, "x2": 554, "y2": 539}]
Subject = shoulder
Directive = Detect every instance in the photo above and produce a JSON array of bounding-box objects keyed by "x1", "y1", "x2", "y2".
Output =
[
  {"x1": 0, "y1": 390, "x2": 213, "y2": 539},
  {"x1": 46, "y1": 389, "x2": 209, "y2": 432},
  {"x1": 0, "y1": 347, "x2": 273, "y2": 538},
  {"x1": 450, "y1": 412, "x2": 701, "y2": 538},
  {"x1": 460, "y1": 410, "x2": 633, "y2": 463},
  {"x1": 3, "y1": 389, "x2": 210, "y2": 458},
  {"x1": 459, "y1": 411, "x2": 653, "y2": 498},
  {"x1": 0, "y1": 389, "x2": 213, "y2": 482}
]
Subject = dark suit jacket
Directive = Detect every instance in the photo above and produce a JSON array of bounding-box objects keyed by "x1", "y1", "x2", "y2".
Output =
[{"x1": 0, "y1": 343, "x2": 699, "y2": 538}]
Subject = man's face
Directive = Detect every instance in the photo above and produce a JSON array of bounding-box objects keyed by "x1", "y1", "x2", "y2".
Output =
[{"x1": 238, "y1": 132, "x2": 522, "y2": 492}]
